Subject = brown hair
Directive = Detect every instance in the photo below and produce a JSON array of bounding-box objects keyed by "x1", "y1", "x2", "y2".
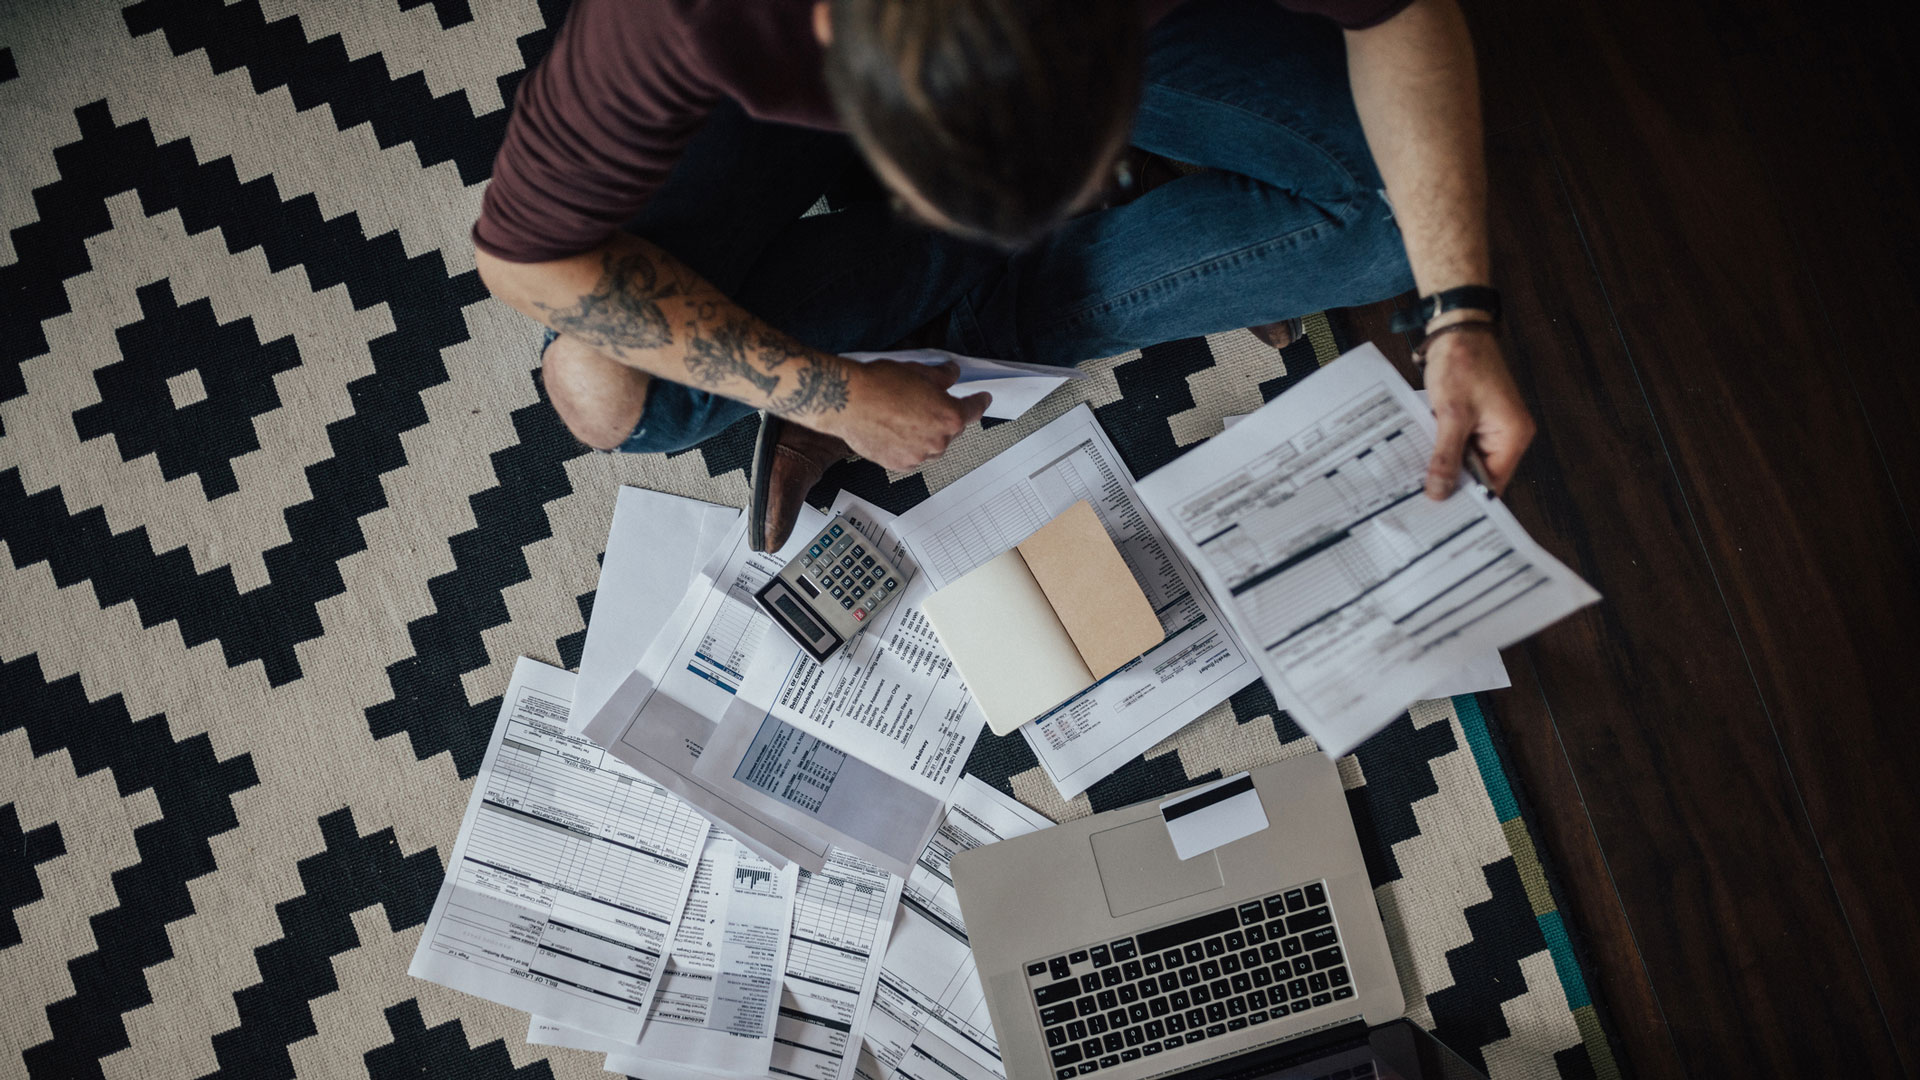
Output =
[{"x1": 822, "y1": 0, "x2": 1145, "y2": 249}]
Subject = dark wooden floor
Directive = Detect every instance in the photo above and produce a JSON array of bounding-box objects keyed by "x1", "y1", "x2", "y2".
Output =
[{"x1": 1349, "y1": 0, "x2": 1920, "y2": 1074}]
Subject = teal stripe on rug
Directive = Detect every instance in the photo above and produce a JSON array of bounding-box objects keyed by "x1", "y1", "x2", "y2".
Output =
[
  {"x1": 1453, "y1": 692, "x2": 1601, "y2": 1020},
  {"x1": 1452, "y1": 693, "x2": 1519, "y2": 821},
  {"x1": 1537, "y1": 911, "x2": 1591, "y2": 1010}
]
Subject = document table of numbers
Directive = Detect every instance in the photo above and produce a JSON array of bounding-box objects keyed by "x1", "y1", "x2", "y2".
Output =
[
  {"x1": 409, "y1": 659, "x2": 710, "y2": 1041},
  {"x1": 1137, "y1": 345, "x2": 1599, "y2": 755}
]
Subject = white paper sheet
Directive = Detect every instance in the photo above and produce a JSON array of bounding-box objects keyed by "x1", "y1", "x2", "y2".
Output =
[
  {"x1": 1137, "y1": 344, "x2": 1600, "y2": 756},
  {"x1": 773, "y1": 849, "x2": 904, "y2": 1080},
  {"x1": 533, "y1": 847, "x2": 902, "y2": 1080},
  {"x1": 1418, "y1": 649, "x2": 1511, "y2": 698},
  {"x1": 1221, "y1": 410, "x2": 1510, "y2": 699},
  {"x1": 573, "y1": 487, "x2": 741, "y2": 735},
  {"x1": 842, "y1": 348, "x2": 1085, "y2": 421},
  {"x1": 619, "y1": 837, "x2": 796, "y2": 1075},
  {"x1": 692, "y1": 493, "x2": 984, "y2": 878},
  {"x1": 529, "y1": 831, "x2": 800, "y2": 1078},
  {"x1": 856, "y1": 777, "x2": 1054, "y2": 1080},
  {"x1": 584, "y1": 510, "x2": 840, "y2": 871},
  {"x1": 409, "y1": 659, "x2": 709, "y2": 1041},
  {"x1": 893, "y1": 404, "x2": 1260, "y2": 798}
]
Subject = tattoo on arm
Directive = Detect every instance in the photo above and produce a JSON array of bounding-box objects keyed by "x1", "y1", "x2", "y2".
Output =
[
  {"x1": 534, "y1": 243, "x2": 848, "y2": 416},
  {"x1": 684, "y1": 318, "x2": 780, "y2": 395},
  {"x1": 533, "y1": 248, "x2": 693, "y2": 354},
  {"x1": 774, "y1": 360, "x2": 850, "y2": 416},
  {"x1": 681, "y1": 321, "x2": 850, "y2": 416},
  {"x1": 756, "y1": 331, "x2": 850, "y2": 416}
]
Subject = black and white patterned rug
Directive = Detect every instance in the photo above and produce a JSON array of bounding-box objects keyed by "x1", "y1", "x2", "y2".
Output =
[{"x1": 0, "y1": 2, "x2": 1617, "y2": 1077}]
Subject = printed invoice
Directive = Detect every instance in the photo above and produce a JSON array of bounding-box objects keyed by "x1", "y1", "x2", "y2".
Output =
[
  {"x1": 584, "y1": 508, "x2": 841, "y2": 871},
  {"x1": 528, "y1": 830, "x2": 797, "y2": 1079},
  {"x1": 857, "y1": 776, "x2": 1053, "y2": 1080},
  {"x1": 693, "y1": 493, "x2": 983, "y2": 878},
  {"x1": 409, "y1": 659, "x2": 709, "y2": 1041},
  {"x1": 763, "y1": 849, "x2": 903, "y2": 1080},
  {"x1": 538, "y1": 848, "x2": 904, "y2": 1080},
  {"x1": 1137, "y1": 344, "x2": 1600, "y2": 756}
]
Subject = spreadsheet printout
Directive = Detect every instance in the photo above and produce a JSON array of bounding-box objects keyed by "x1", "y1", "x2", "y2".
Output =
[
  {"x1": 1137, "y1": 345, "x2": 1600, "y2": 756},
  {"x1": 774, "y1": 849, "x2": 904, "y2": 1080},
  {"x1": 616, "y1": 836, "x2": 796, "y2": 1076},
  {"x1": 856, "y1": 776, "x2": 1054, "y2": 1080},
  {"x1": 533, "y1": 846, "x2": 900, "y2": 1080},
  {"x1": 529, "y1": 831, "x2": 798, "y2": 1079},
  {"x1": 693, "y1": 493, "x2": 982, "y2": 878},
  {"x1": 571, "y1": 487, "x2": 739, "y2": 736},
  {"x1": 584, "y1": 509, "x2": 839, "y2": 871},
  {"x1": 409, "y1": 659, "x2": 710, "y2": 1041},
  {"x1": 738, "y1": 493, "x2": 976, "y2": 797},
  {"x1": 893, "y1": 404, "x2": 1258, "y2": 798}
]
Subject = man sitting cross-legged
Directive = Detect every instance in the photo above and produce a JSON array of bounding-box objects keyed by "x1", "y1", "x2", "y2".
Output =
[{"x1": 475, "y1": 0, "x2": 1535, "y2": 552}]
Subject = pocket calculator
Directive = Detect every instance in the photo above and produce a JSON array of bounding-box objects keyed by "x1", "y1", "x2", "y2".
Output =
[{"x1": 754, "y1": 516, "x2": 907, "y2": 663}]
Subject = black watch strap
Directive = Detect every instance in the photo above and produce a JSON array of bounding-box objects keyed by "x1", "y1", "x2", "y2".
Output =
[{"x1": 1389, "y1": 285, "x2": 1502, "y2": 333}]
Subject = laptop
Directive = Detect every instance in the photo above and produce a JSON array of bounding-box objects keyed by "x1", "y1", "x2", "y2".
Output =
[{"x1": 952, "y1": 753, "x2": 1486, "y2": 1080}]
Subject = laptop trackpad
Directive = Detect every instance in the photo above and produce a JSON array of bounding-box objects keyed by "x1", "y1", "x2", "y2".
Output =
[{"x1": 1090, "y1": 819, "x2": 1225, "y2": 918}]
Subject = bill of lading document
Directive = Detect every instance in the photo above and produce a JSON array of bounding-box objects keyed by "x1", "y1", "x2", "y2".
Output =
[{"x1": 1137, "y1": 344, "x2": 1600, "y2": 756}]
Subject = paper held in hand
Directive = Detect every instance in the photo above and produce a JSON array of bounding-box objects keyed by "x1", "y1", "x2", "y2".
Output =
[
  {"x1": 841, "y1": 347, "x2": 1085, "y2": 421},
  {"x1": 1136, "y1": 343, "x2": 1600, "y2": 757},
  {"x1": 920, "y1": 500, "x2": 1164, "y2": 735}
]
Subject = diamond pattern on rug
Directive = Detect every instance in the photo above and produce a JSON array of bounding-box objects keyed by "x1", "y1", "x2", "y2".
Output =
[{"x1": 73, "y1": 280, "x2": 304, "y2": 500}]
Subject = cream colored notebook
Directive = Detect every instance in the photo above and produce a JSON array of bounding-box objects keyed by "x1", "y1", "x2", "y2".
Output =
[{"x1": 921, "y1": 501, "x2": 1164, "y2": 735}]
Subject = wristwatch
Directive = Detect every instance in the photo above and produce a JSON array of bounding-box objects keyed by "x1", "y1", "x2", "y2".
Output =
[{"x1": 1389, "y1": 285, "x2": 1502, "y2": 333}]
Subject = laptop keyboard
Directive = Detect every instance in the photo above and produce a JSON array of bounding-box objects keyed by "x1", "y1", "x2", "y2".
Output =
[{"x1": 1024, "y1": 880, "x2": 1355, "y2": 1078}]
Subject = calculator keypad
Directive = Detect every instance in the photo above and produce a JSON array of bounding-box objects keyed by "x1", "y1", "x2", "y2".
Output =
[
  {"x1": 766, "y1": 513, "x2": 910, "y2": 662},
  {"x1": 800, "y1": 528, "x2": 903, "y2": 609}
]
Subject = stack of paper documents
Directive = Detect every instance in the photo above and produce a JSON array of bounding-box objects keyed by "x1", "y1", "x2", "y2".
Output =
[
  {"x1": 411, "y1": 655, "x2": 908, "y2": 1080},
  {"x1": 409, "y1": 356, "x2": 1560, "y2": 1074},
  {"x1": 583, "y1": 491, "x2": 984, "y2": 879},
  {"x1": 407, "y1": 648, "x2": 1044, "y2": 1079},
  {"x1": 408, "y1": 487, "x2": 1048, "y2": 1079},
  {"x1": 581, "y1": 406, "x2": 1274, "y2": 876}
]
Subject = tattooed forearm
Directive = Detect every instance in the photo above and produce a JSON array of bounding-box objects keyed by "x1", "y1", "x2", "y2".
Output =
[
  {"x1": 682, "y1": 319, "x2": 848, "y2": 415},
  {"x1": 684, "y1": 318, "x2": 780, "y2": 395},
  {"x1": 773, "y1": 359, "x2": 851, "y2": 416},
  {"x1": 754, "y1": 329, "x2": 806, "y2": 370},
  {"x1": 533, "y1": 249, "x2": 695, "y2": 354},
  {"x1": 755, "y1": 330, "x2": 850, "y2": 416},
  {"x1": 527, "y1": 238, "x2": 849, "y2": 418}
]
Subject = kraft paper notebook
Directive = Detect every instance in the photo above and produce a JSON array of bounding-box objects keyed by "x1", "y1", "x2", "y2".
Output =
[{"x1": 921, "y1": 501, "x2": 1164, "y2": 735}]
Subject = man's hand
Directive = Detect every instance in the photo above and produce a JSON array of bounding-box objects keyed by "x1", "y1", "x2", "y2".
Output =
[
  {"x1": 1420, "y1": 328, "x2": 1534, "y2": 498},
  {"x1": 825, "y1": 359, "x2": 992, "y2": 471}
]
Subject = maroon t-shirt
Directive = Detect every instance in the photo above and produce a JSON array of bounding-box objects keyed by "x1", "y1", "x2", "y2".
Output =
[{"x1": 475, "y1": 0, "x2": 1411, "y2": 264}]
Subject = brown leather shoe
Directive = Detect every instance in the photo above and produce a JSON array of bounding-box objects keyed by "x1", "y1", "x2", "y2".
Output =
[{"x1": 749, "y1": 414, "x2": 853, "y2": 553}]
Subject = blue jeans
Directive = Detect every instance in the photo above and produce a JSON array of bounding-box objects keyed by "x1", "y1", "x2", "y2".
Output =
[{"x1": 595, "y1": 0, "x2": 1414, "y2": 453}]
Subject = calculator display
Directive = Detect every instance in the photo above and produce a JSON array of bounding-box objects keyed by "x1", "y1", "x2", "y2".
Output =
[{"x1": 766, "y1": 583, "x2": 840, "y2": 659}]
